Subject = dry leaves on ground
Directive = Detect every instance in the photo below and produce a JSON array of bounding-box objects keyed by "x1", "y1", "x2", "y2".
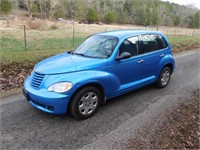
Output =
[
  {"x1": 126, "y1": 90, "x2": 199, "y2": 149},
  {"x1": 0, "y1": 63, "x2": 33, "y2": 92}
]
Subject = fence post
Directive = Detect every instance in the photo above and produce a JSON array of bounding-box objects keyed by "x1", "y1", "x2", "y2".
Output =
[
  {"x1": 192, "y1": 30, "x2": 195, "y2": 36},
  {"x1": 23, "y1": 25, "x2": 27, "y2": 51},
  {"x1": 73, "y1": 27, "x2": 75, "y2": 48},
  {"x1": 174, "y1": 29, "x2": 176, "y2": 37}
]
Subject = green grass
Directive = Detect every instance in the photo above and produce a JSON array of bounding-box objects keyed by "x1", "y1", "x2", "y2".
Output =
[
  {"x1": 1, "y1": 36, "x2": 24, "y2": 51},
  {"x1": 1, "y1": 35, "x2": 85, "y2": 64},
  {"x1": 1, "y1": 36, "x2": 85, "y2": 52},
  {"x1": 168, "y1": 35, "x2": 200, "y2": 44},
  {"x1": 27, "y1": 37, "x2": 85, "y2": 51}
]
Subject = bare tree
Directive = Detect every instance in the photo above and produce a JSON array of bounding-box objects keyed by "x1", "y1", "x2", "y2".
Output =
[
  {"x1": 49, "y1": 0, "x2": 61, "y2": 19},
  {"x1": 24, "y1": 0, "x2": 34, "y2": 18},
  {"x1": 38, "y1": 0, "x2": 48, "y2": 19}
]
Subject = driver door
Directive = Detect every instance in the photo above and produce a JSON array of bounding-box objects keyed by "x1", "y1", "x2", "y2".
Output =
[{"x1": 108, "y1": 36, "x2": 144, "y2": 94}]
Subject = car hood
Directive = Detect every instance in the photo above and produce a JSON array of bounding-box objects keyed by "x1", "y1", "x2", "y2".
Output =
[{"x1": 34, "y1": 53, "x2": 107, "y2": 74}]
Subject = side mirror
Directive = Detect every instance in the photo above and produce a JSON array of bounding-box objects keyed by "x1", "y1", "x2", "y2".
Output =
[{"x1": 116, "y1": 52, "x2": 131, "y2": 60}]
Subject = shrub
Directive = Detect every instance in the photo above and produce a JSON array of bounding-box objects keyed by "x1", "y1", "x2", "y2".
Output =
[
  {"x1": 27, "y1": 20, "x2": 41, "y2": 30},
  {"x1": 87, "y1": 8, "x2": 98, "y2": 24},
  {"x1": 55, "y1": 9, "x2": 65, "y2": 18},
  {"x1": 50, "y1": 24, "x2": 58, "y2": 30},
  {"x1": 0, "y1": 0, "x2": 12, "y2": 14},
  {"x1": 105, "y1": 12, "x2": 115, "y2": 24}
]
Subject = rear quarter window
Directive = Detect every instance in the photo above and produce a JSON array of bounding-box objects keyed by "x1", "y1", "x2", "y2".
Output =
[{"x1": 156, "y1": 34, "x2": 168, "y2": 49}]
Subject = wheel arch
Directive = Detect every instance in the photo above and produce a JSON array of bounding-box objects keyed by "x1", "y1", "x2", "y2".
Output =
[
  {"x1": 158, "y1": 60, "x2": 174, "y2": 77},
  {"x1": 67, "y1": 82, "x2": 105, "y2": 113},
  {"x1": 164, "y1": 63, "x2": 174, "y2": 73}
]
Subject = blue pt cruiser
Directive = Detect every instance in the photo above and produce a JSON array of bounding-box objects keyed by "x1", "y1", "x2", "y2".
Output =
[{"x1": 23, "y1": 30, "x2": 175, "y2": 119}]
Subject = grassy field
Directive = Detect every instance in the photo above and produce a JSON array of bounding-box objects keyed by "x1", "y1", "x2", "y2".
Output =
[{"x1": 1, "y1": 23, "x2": 200, "y2": 65}]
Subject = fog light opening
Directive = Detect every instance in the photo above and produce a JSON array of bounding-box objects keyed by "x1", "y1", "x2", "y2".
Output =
[{"x1": 47, "y1": 106, "x2": 54, "y2": 111}]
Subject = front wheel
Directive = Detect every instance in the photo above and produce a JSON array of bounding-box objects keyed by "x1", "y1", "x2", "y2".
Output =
[
  {"x1": 156, "y1": 67, "x2": 171, "y2": 88},
  {"x1": 69, "y1": 86, "x2": 101, "y2": 120}
]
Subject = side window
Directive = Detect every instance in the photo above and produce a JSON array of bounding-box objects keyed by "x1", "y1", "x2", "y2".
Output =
[
  {"x1": 139, "y1": 34, "x2": 168, "y2": 54},
  {"x1": 118, "y1": 36, "x2": 139, "y2": 57},
  {"x1": 139, "y1": 34, "x2": 158, "y2": 54},
  {"x1": 156, "y1": 34, "x2": 168, "y2": 49}
]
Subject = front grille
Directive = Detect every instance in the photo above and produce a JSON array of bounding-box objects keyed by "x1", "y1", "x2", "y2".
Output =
[{"x1": 30, "y1": 72, "x2": 45, "y2": 89}]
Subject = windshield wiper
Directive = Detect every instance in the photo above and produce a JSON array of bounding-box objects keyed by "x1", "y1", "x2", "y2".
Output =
[
  {"x1": 72, "y1": 52, "x2": 106, "y2": 59},
  {"x1": 73, "y1": 52, "x2": 88, "y2": 57}
]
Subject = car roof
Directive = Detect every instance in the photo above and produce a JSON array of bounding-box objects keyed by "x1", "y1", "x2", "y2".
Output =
[{"x1": 97, "y1": 29, "x2": 163, "y2": 39}]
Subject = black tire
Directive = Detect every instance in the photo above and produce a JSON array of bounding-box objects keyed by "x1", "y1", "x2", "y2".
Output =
[
  {"x1": 69, "y1": 86, "x2": 101, "y2": 120},
  {"x1": 156, "y1": 67, "x2": 171, "y2": 88}
]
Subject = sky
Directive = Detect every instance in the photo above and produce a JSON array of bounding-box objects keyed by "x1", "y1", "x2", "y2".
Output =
[{"x1": 161, "y1": 0, "x2": 200, "y2": 9}]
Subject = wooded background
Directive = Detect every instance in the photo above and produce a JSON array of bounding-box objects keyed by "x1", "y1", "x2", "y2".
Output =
[{"x1": 1, "y1": 0, "x2": 199, "y2": 28}]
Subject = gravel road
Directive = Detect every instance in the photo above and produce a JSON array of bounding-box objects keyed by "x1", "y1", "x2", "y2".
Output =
[{"x1": 0, "y1": 50, "x2": 199, "y2": 149}]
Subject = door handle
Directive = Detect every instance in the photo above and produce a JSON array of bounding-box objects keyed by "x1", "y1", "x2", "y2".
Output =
[
  {"x1": 137, "y1": 60, "x2": 144, "y2": 64},
  {"x1": 160, "y1": 54, "x2": 165, "y2": 57}
]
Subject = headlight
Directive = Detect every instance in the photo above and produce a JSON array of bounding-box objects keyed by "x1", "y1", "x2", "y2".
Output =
[{"x1": 48, "y1": 82, "x2": 73, "y2": 93}]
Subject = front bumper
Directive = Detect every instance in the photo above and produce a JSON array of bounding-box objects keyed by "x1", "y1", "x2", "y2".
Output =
[{"x1": 23, "y1": 78, "x2": 71, "y2": 114}]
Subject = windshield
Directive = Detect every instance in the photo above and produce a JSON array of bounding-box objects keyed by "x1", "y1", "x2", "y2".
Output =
[{"x1": 73, "y1": 35, "x2": 118, "y2": 58}]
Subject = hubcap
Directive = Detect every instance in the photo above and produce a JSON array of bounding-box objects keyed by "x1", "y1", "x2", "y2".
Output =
[
  {"x1": 78, "y1": 92, "x2": 98, "y2": 115},
  {"x1": 161, "y1": 70, "x2": 170, "y2": 86}
]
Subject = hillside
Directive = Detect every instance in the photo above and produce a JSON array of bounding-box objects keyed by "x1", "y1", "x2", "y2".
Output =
[{"x1": 0, "y1": 0, "x2": 199, "y2": 28}]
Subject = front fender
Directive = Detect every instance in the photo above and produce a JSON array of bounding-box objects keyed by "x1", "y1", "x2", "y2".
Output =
[{"x1": 44, "y1": 69, "x2": 120, "y2": 99}]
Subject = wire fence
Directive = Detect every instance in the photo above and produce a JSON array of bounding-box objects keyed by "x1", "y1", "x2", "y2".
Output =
[{"x1": 2, "y1": 24, "x2": 200, "y2": 52}]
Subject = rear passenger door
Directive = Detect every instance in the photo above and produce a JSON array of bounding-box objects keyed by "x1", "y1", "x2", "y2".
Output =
[{"x1": 138, "y1": 34, "x2": 168, "y2": 80}]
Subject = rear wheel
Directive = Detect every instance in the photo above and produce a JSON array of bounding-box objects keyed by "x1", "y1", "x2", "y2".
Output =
[
  {"x1": 69, "y1": 86, "x2": 101, "y2": 120},
  {"x1": 156, "y1": 67, "x2": 171, "y2": 88}
]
